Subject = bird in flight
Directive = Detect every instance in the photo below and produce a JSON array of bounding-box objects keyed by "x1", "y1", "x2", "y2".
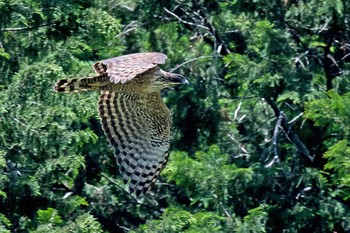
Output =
[{"x1": 54, "y1": 52, "x2": 188, "y2": 196}]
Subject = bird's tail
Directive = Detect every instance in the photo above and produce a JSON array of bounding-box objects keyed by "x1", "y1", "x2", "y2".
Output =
[{"x1": 54, "y1": 75, "x2": 109, "y2": 93}]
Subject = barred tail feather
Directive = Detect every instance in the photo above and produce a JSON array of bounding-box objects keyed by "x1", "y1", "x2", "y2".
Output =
[{"x1": 54, "y1": 75, "x2": 108, "y2": 92}]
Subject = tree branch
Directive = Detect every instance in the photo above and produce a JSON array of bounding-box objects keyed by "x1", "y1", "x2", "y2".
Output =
[
  {"x1": 266, "y1": 98, "x2": 314, "y2": 161},
  {"x1": 1, "y1": 23, "x2": 54, "y2": 32},
  {"x1": 163, "y1": 7, "x2": 209, "y2": 30},
  {"x1": 12, "y1": 116, "x2": 39, "y2": 135},
  {"x1": 169, "y1": 55, "x2": 214, "y2": 72},
  {"x1": 323, "y1": 14, "x2": 338, "y2": 91},
  {"x1": 273, "y1": 111, "x2": 284, "y2": 160},
  {"x1": 101, "y1": 173, "x2": 139, "y2": 202}
]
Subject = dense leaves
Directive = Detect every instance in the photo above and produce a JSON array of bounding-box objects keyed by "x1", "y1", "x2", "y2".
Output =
[{"x1": 1, "y1": 0, "x2": 350, "y2": 232}]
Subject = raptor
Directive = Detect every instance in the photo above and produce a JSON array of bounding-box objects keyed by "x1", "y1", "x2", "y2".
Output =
[{"x1": 54, "y1": 52, "x2": 188, "y2": 196}]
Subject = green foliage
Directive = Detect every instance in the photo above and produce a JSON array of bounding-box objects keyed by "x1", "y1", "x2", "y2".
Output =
[
  {"x1": 37, "y1": 208, "x2": 63, "y2": 225},
  {"x1": 236, "y1": 205, "x2": 268, "y2": 233},
  {"x1": 305, "y1": 91, "x2": 350, "y2": 135},
  {"x1": 164, "y1": 145, "x2": 254, "y2": 209},
  {"x1": 1, "y1": 0, "x2": 350, "y2": 232},
  {"x1": 70, "y1": 213, "x2": 103, "y2": 233},
  {"x1": 32, "y1": 212, "x2": 103, "y2": 233},
  {"x1": 324, "y1": 140, "x2": 350, "y2": 200},
  {"x1": 134, "y1": 204, "x2": 271, "y2": 233},
  {"x1": 133, "y1": 206, "x2": 226, "y2": 233},
  {"x1": 0, "y1": 213, "x2": 11, "y2": 233}
]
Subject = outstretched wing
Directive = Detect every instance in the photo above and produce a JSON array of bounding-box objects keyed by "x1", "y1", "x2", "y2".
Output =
[
  {"x1": 98, "y1": 91, "x2": 171, "y2": 196},
  {"x1": 93, "y1": 52, "x2": 167, "y2": 84}
]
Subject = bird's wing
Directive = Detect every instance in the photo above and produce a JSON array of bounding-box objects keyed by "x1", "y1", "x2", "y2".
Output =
[
  {"x1": 98, "y1": 91, "x2": 171, "y2": 196},
  {"x1": 93, "y1": 52, "x2": 167, "y2": 84}
]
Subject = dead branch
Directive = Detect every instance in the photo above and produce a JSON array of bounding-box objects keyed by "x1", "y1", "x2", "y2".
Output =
[
  {"x1": 12, "y1": 116, "x2": 39, "y2": 135},
  {"x1": 273, "y1": 111, "x2": 284, "y2": 162},
  {"x1": 169, "y1": 55, "x2": 214, "y2": 72},
  {"x1": 1, "y1": 23, "x2": 54, "y2": 32},
  {"x1": 163, "y1": 7, "x2": 210, "y2": 30},
  {"x1": 266, "y1": 98, "x2": 314, "y2": 161},
  {"x1": 101, "y1": 173, "x2": 139, "y2": 202}
]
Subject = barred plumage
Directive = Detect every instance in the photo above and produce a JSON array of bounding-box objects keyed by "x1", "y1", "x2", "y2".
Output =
[
  {"x1": 54, "y1": 52, "x2": 188, "y2": 196},
  {"x1": 54, "y1": 75, "x2": 109, "y2": 92}
]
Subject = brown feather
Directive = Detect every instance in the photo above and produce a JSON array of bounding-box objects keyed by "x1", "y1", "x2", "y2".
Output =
[
  {"x1": 54, "y1": 52, "x2": 186, "y2": 197},
  {"x1": 98, "y1": 91, "x2": 171, "y2": 196}
]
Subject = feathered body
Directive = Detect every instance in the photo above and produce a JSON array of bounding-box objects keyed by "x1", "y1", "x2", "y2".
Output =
[{"x1": 54, "y1": 52, "x2": 188, "y2": 196}]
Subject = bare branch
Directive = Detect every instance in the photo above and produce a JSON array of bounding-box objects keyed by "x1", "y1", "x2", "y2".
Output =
[
  {"x1": 1, "y1": 23, "x2": 54, "y2": 32},
  {"x1": 169, "y1": 55, "x2": 214, "y2": 72},
  {"x1": 110, "y1": 3, "x2": 135, "y2": 11},
  {"x1": 233, "y1": 102, "x2": 242, "y2": 121},
  {"x1": 101, "y1": 174, "x2": 161, "y2": 210},
  {"x1": 114, "y1": 27, "x2": 138, "y2": 38},
  {"x1": 265, "y1": 111, "x2": 284, "y2": 168},
  {"x1": 327, "y1": 54, "x2": 341, "y2": 70},
  {"x1": 163, "y1": 7, "x2": 210, "y2": 30},
  {"x1": 331, "y1": 52, "x2": 350, "y2": 67},
  {"x1": 227, "y1": 133, "x2": 250, "y2": 156},
  {"x1": 273, "y1": 112, "x2": 284, "y2": 159},
  {"x1": 213, "y1": 194, "x2": 233, "y2": 221},
  {"x1": 101, "y1": 173, "x2": 139, "y2": 203},
  {"x1": 12, "y1": 116, "x2": 39, "y2": 135},
  {"x1": 288, "y1": 112, "x2": 304, "y2": 125},
  {"x1": 266, "y1": 98, "x2": 314, "y2": 161},
  {"x1": 1, "y1": 27, "x2": 35, "y2": 32}
]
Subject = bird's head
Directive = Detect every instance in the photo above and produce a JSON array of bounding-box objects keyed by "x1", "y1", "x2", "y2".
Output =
[
  {"x1": 167, "y1": 73, "x2": 190, "y2": 85},
  {"x1": 151, "y1": 70, "x2": 189, "y2": 90}
]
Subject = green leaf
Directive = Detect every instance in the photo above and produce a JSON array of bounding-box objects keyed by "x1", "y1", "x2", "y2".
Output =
[
  {"x1": 0, "y1": 47, "x2": 10, "y2": 60},
  {"x1": 37, "y1": 208, "x2": 63, "y2": 225}
]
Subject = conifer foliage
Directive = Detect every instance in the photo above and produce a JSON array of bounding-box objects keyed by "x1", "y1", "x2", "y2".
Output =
[{"x1": 1, "y1": 0, "x2": 350, "y2": 232}]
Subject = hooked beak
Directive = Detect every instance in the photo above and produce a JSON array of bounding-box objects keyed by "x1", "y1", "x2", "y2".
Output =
[
  {"x1": 181, "y1": 77, "x2": 190, "y2": 85},
  {"x1": 168, "y1": 73, "x2": 190, "y2": 85}
]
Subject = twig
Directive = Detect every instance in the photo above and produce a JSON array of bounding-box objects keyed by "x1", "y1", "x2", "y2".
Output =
[
  {"x1": 110, "y1": 3, "x2": 134, "y2": 11},
  {"x1": 233, "y1": 102, "x2": 242, "y2": 121},
  {"x1": 163, "y1": 7, "x2": 209, "y2": 30},
  {"x1": 116, "y1": 224, "x2": 131, "y2": 232},
  {"x1": 155, "y1": 182, "x2": 179, "y2": 188},
  {"x1": 114, "y1": 21, "x2": 140, "y2": 39},
  {"x1": 101, "y1": 173, "x2": 139, "y2": 203},
  {"x1": 332, "y1": 53, "x2": 350, "y2": 66},
  {"x1": 273, "y1": 111, "x2": 284, "y2": 161},
  {"x1": 169, "y1": 55, "x2": 213, "y2": 72},
  {"x1": 227, "y1": 133, "x2": 249, "y2": 155},
  {"x1": 114, "y1": 27, "x2": 137, "y2": 38},
  {"x1": 12, "y1": 116, "x2": 39, "y2": 135},
  {"x1": 294, "y1": 51, "x2": 309, "y2": 69},
  {"x1": 1, "y1": 23, "x2": 54, "y2": 32},
  {"x1": 288, "y1": 112, "x2": 304, "y2": 125},
  {"x1": 213, "y1": 194, "x2": 232, "y2": 221},
  {"x1": 1, "y1": 27, "x2": 36, "y2": 32},
  {"x1": 101, "y1": 174, "x2": 161, "y2": 211}
]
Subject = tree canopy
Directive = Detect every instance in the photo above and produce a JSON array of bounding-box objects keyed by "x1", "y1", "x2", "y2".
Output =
[{"x1": 1, "y1": 0, "x2": 350, "y2": 232}]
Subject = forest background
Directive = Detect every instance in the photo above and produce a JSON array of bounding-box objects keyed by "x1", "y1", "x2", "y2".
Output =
[{"x1": 1, "y1": 0, "x2": 350, "y2": 232}]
